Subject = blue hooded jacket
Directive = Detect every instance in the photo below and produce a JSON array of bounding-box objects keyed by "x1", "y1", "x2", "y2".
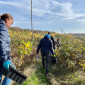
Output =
[
  {"x1": 0, "y1": 19, "x2": 12, "y2": 67},
  {"x1": 37, "y1": 34, "x2": 54, "y2": 54}
]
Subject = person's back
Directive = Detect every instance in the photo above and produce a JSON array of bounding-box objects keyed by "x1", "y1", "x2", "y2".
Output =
[
  {"x1": 37, "y1": 35, "x2": 54, "y2": 54},
  {"x1": 41, "y1": 37, "x2": 51, "y2": 52}
]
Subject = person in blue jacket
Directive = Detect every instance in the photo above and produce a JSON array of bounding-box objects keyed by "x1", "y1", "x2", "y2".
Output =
[
  {"x1": 37, "y1": 34, "x2": 54, "y2": 74},
  {"x1": 0, "y1": 13, "x2": 14, "y2": 85}
]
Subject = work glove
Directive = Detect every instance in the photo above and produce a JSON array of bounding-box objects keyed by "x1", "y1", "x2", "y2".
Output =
[
  {"x1": 53, "y1": 54, "x2": 56, "y2": 57},
  {"x1": 3, "y1": 61, "x2": 11, "y2": 69}
]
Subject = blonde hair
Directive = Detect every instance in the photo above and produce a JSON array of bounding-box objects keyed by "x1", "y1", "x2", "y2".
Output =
[{"x1": 1, "y1": 13, "x2": 13, "y2": 21}]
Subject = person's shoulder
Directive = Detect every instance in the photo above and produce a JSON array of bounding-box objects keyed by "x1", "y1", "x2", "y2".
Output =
[
  {"x1": 48, "y1": 38, "x2": 51, "y2": 42},
  {"x1": 0, "y1": 19, "x2": 6, "y2": 30}
]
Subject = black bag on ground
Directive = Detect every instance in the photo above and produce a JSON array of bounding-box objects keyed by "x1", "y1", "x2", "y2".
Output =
[
  {"x1": 51, "y1": 56, "x2": 57, "y2": 65},
  {"x1": 0, "y1": 66, "x2": 27, "y2": 84}
]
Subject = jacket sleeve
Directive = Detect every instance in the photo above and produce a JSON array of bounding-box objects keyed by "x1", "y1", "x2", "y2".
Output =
[
  {"x1": 0, "y1": 29, "x2": 9, "y2": 62},
  {"x1": 49, "y1": 40, "x2": 54, "y2": 55},
  {"x1": 37, "y1": 39, "x2": 42, "y2": 54}
]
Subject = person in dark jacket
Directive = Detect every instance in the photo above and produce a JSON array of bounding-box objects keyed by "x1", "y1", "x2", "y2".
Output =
[
  {"x1": 37, "y1": 34, "x2": 54, "y2": 74},
  {"x1": 48, "y1": 32, "x2": 55, "y2": 50},
  {"x1": 0, "y1": 13, "x2": 14, "y2": 85}
]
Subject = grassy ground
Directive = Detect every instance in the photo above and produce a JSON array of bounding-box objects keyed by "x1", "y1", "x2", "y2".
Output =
[{"x1": 13, "y1": 59, "x2": 85, "y2": 85}]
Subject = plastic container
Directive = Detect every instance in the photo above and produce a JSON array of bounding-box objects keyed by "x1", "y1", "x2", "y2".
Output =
[{"x1": 0, "y1": 66, "x2": 27, "y2": 84}]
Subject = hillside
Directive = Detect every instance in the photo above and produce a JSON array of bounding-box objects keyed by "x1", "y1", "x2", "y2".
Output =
[{"x1": 9, "y1": 27, "x2": 57, "y2": 34}]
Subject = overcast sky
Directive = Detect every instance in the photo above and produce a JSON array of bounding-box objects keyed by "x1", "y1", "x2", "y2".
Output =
[{"x1": 0, "y1": 0, "x2": 85, "y2": 33}]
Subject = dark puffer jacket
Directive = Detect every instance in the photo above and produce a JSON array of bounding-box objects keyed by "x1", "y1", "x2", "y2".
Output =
[
  {"x1": 37, "y1": 35, "x2": 54, "y2": 54},
  {"x1": 0, "y1": 19, "x2": 12, "y2": 67}
]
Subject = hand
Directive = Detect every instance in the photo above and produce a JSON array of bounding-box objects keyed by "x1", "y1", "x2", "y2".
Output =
[
  {"x1": 53, "y1": 54, "x2": 56, "y2": 57},
  {"x1": 3, "y1": 61, "x2": 11, "y2": 69},
  {"x1": 36, "y1": 54, "x2": 39, "y2": 60}
]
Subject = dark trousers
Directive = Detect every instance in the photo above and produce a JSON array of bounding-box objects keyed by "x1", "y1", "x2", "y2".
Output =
[{"x1": 41, "y1": 52, "x2": 49, "y2": 73}]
